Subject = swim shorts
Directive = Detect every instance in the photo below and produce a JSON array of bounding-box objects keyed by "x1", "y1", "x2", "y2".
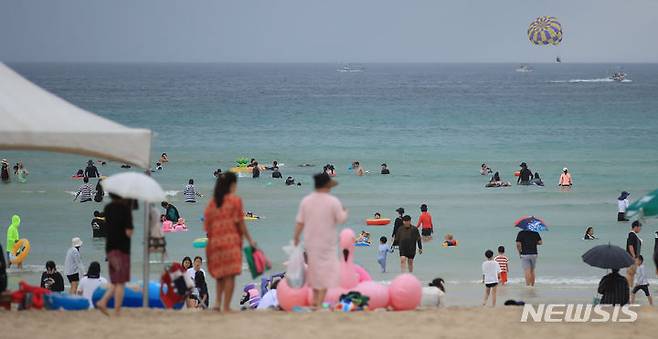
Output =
[
  {"x1": 107, "y1": 250, "x2": 131, "y2": 284},
  {"x1": 632, "y1": 284, "x2": 650, "y2": 296},
  {"x1": 485, "y1": 282, "x2": 498, "y2": 288},
  {"x1": 520, "y1": 254, "x2": 538, "y2": 271},
  {"x1": 421, "y1": 228, "x2": 433, "y2": 237}
]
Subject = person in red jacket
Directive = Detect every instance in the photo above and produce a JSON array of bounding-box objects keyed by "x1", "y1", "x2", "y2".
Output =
[{"x1": 417, "y1": 204, "x2": 434, "y2": 242}]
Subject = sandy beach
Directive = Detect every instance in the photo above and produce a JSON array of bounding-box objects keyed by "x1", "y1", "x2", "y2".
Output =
[{"x1": 2, "y1": 307, "x2": 658, "y2": 339}]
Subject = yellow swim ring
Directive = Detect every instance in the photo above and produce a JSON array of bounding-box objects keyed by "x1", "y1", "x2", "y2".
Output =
[{"x1": 11, "y1": 238, "x2": 31, "y2": 265}]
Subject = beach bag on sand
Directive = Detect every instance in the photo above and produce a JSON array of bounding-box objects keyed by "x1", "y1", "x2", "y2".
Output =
[{"x1": 283, "y1": 242, "x2": 305, "y2": 288}]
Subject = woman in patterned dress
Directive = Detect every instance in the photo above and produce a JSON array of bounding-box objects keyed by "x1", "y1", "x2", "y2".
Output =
[{"x1": 204, "y1": 172, "x2": 256, "y2": 311}]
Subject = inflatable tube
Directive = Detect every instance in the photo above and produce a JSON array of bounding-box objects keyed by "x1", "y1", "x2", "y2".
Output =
[
  {"x1": 442, "y1": 240, "x2": 458, "y2": 247},
  {"x1": 514, "y1": 171, "x2": 520, "y2": 177},
  {"x1": 10, "y1": 239, "x2": 30, "y2": 265},
  {"x1": 44, "y1": 293, "x2": 90, "y2": 310},
  {"x1": 366, "y1": 218, "x2": 390, "y2": 226},
  {"x1": 244, "y1": 216, "x2": 260, "y2": 221},
  {"x1": 354, "y1": 242, "x2": 370, "y2": 247},
  {"x1": 193, "y1": 237, "x2": 208, "y2": 249},
  {"x1": 91, "y1": 281, "x2": 183, "y2": 309},
  {"x1": 230, "y1": 167, "x2": 252, "y2": 173},
  {"x1": 163, "y1": 224, "x2": 188, "y2": 233}
]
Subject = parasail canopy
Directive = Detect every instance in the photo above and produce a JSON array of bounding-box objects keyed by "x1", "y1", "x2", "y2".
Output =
[{"x1": 528, "y1": 16, "x2": 563, "y2": 46}]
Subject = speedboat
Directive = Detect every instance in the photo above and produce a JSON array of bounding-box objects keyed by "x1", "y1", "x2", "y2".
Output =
[
  {"x1": 515, "y1": 64, "x2": 533, "y2": 73},
  {"x1": 610, "y1": 72, "x2": 626, "y2": 82},
  {"x1": 337, "y1": 64, "x2": 364, "y2": 73}
]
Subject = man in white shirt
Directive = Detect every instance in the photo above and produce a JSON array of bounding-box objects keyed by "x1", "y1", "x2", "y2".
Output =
[{"x1": 482, "y1": 249, "x2": 501, "y2": 307}]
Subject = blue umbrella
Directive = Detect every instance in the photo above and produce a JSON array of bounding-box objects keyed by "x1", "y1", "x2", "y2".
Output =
[{"x1": 514, "y1": 216, "x2": 548, "y2": 232}]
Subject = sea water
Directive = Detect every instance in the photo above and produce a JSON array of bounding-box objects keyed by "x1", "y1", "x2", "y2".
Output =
[{"x1": 2, "y1": 63, "x2": 658, "y2": 306}]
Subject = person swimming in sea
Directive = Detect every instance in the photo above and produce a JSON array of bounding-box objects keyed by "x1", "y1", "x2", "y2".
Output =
[
  {"x1": 583, "y1": 226, "x2": 597, "y2": 240},
  {"x1": 442, "y1": 233, "x2": 458, "y2": 247},
  {"x1": 285, "y1": 176, "x2": 296, "y2": 186},
  {"x1": 485, "y1": 172, "x2": 511, "y2": 188},
  {"x1": 480, "y1": 163, "x2": 492, "y2": 175},
  {"x1": 531, "y1": 172, "x2": 544, "y2": 186},
  {"x1": 352, "y1": 161, "x2": 365, "y2": 176},
  {"x1": 271, "y1": 167, "x2": 282, "y2": 178},
  {"x1": 380, "y1": 163, "x2": 390, "y2": 175}
]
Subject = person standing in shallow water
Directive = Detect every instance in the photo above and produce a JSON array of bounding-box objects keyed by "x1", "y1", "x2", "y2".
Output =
[
  {"x1": 396, "y1": 215, "x2": 422, "y2": 273},
  {"x1": 391, "y1": 207, "x2": 405, "y2": 249},
  {"x1": 617, "y1": 191, "x2": 630, "y2": 222},
  {"x1": 293, "y1": 172, "x2": 348, "y2": 308},
  {"x1": 203, "y1": 172, "x2": 256, "y2": 312},
  {"x1": 517, "y1": 162, "x2": 533, "y2": 185},
  {"x1": 516, "y1": 228, "x2": 542, "y2": 287}
]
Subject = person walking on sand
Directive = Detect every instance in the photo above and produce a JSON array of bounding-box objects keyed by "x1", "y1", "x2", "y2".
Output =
[
  {"x1": 203, "y1": 172, "x2": 257, "y2": 312},
  {"x1": 558, "y1": 167, "x2": 572, "y2": 187},
  {"x1": 482, "y1": 249, "x2": 501, "y2": 307},
  {"x1": 626, "y1": 221, "x2": 642, "y2": 287},
  {"x1": 5, "y1": 215, "x2": 20, "y2": 269},
  {"x1": 516, "y1": 229, "x2": 542, "y2": 286},
  {"x1": 96, "y1": 193, "x2": 134, "y2": 316},
  {"x1": 396, "y1": 215, "x2": 422, "y2": 273},
  {"x1": 64, "y1": 237, "x2": 84, "y2": 294},
  {"x1": 293, "y1": 172, "x2": 348, "y2": 308}
]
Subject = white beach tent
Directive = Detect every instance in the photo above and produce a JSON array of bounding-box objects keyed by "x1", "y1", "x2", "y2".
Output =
[
  {"x1": 0, "y1": 62, "x2": 154, "y2": 307},
  {"x1": 0, "y1": 63, "x2": 151, "y2": 168}
]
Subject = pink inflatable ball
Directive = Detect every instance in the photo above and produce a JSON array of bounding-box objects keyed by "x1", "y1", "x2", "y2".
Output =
[
  {"x1": 277, "y1": 278, "x2": 310, "y2": 311},
  {"x1": 354, "y1": 281, "x2": 389, "y2": 310},
  {"x1": 389, "y1": 273, "x2": 422, "y2": 311},
  {"x1": 354, "y1": 264, "x2": 372, "y2": 283},
  {"x1": 306, "y1": 287, "x2": 348, "y2": 307}
]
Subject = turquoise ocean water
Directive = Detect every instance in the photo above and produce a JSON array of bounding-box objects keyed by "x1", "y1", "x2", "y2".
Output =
[{"x1": 2, "y1": 63, "x2": 658, "y2": 306}]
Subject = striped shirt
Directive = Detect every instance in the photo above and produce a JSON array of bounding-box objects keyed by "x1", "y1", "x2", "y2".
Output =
[
  {"x1": 494, "y1": 255, "x2": 509, "y2": 273},
  {"x1": 184, "y1": 184, "x2": 199, "y2": 203},
  {"x1": 75, "y1": 184, "x2": 94, "y2": 202}
]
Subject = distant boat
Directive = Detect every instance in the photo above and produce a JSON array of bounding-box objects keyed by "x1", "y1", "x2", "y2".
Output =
[
  {"x1": 337, "y1": 64, "x2": 364, "y2": 73},
  {"x1": 609, "y1": 72, "x2": 626, "y2": 82},
  {"x1": 515, "y1": 64, "x2": 534, "y2": 73},
  {"x1": 556, "y1": 56, "x2": 561, "y2": 63}
]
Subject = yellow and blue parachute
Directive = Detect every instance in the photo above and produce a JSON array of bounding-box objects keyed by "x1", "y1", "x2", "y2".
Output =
[{"x1": 528, "y1": 16, "x2": 562, "y2": 46}]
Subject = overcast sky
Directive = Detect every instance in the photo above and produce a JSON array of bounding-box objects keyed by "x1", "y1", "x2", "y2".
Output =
[{"x1": 1, "y1": 0, "x2": 656, "y2": 63}]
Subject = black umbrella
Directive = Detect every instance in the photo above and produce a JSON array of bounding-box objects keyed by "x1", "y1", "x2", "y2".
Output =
[{"x1": 581, "y1": 243, "x2": 634, "y2": 270}]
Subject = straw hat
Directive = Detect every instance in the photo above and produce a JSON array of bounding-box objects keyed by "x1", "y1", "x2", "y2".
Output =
[{"x1": 72, "y1": 237, "x2": 83, "y2": 247}]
